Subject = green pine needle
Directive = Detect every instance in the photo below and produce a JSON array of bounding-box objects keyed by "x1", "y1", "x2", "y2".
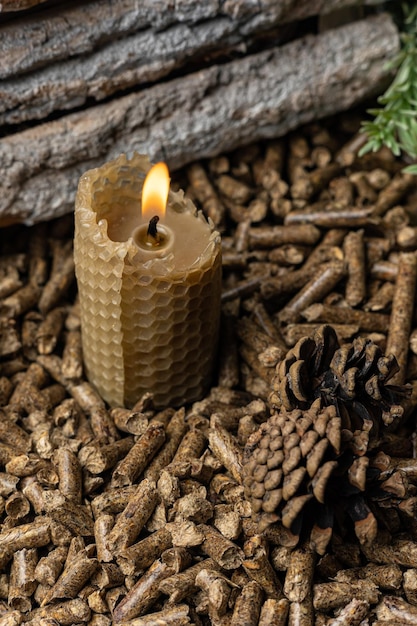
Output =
[{"x1": 360, "y1": 3, "x2": 417, "y2": 166}]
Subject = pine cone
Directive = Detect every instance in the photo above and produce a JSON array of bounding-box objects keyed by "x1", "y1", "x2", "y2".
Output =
[
  {"x1": 270, "y1": 324, "x2": 405, "y2": 435},
  {"x1": 243, "y1": 399, "x2": 341, "y2": 549},
  {"x1": 243, "y1": 326, "x2": 410, "y2": 552}
]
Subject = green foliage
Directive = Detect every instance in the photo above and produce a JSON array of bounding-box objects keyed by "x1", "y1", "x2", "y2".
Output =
[{"x1": 360, "y1": 3, "x2": 417, "y2": 166}]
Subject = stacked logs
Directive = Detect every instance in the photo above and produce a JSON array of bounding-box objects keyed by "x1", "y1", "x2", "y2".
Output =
[{"x1": 1, "y1": 111, "x2": 417, "y2": 624}]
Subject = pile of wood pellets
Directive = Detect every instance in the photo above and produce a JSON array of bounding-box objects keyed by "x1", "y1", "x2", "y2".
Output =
[{"x1": 1, "y1": 110, "x2": 417, "y2": 625}]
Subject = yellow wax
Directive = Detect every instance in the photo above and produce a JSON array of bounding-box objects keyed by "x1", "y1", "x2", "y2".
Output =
[{"x1": 74, "y1": 153, "x2": 222, "y2": 408}]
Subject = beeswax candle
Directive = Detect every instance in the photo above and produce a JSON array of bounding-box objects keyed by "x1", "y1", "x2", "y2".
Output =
[{"x1": 74, "y1": 153, "x2": 221, "y2": 408}]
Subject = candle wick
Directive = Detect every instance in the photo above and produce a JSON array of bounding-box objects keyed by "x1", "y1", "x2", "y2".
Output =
[{"x1": 147, "y1": 216, "x2": 160, "y2": 243}]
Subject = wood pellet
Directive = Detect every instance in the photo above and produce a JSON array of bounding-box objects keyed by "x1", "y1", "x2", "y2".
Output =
[{"x1": 1, "y1": 113, "x2": 417, "y2": 624}]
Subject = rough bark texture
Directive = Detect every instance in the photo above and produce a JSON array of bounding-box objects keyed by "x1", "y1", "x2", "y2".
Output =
[
  {"x1": 0, "y1": 0, "x2": 383, "y2": 14},
  {"x1": 0, "y1": 13, "x2": 399, "y2": 226},
  {"x1": 0, "y1": 0, "x2": 359, "y2": 77},
  {"x1": 0, "y1": 0, "x2": 379, "y2": 124}
]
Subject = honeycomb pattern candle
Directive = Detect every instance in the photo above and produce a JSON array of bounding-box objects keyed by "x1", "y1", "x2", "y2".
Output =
[{"x1": 74, "y1": 153, "x2": 222, "y2": 408}]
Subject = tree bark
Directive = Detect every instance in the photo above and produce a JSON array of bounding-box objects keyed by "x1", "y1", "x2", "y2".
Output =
[
  {"x1": 0, "y1": 13, "x2": 399, "y2": 226},
  {"x1": 0, "y1": 0, "x2": 376, "y2": 125}
]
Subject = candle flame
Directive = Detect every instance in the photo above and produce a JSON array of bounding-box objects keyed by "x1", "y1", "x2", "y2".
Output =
[{"x1": 142, "y1": 162, "x2": 170, "y2": 220}]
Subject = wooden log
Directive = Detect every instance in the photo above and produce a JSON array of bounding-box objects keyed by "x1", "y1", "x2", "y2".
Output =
[
  {"x1": 0, "y1": 0, "x2": 370, "y2": 77},
  {"x1": 0, "y1": 0, "x2": 383, "y2": 125},
  {"x1": 0, "y1": 13, "x2": 399, "y2": 226}
]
